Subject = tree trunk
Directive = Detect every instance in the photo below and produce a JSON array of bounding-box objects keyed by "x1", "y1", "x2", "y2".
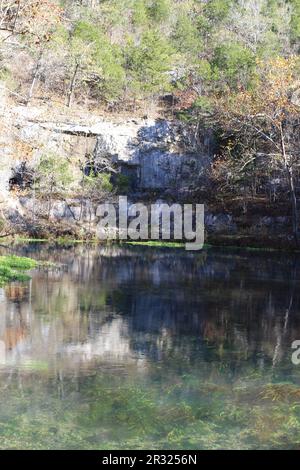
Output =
[
  {"x1": 26, "y1": 51, "x2": 43, "y2": 106},
  {"x1": 287, "y1": 166, "x2": 299, "y2": 246},
  {"x1": 12, "y1": 0, "x2": 21, "y2": 32},
  {"x1": 280, "y1": 124, "x2": 299, "y2": 247},
  {"x1": 66, "y1": 62, "x2": 79, "y2": 108}
]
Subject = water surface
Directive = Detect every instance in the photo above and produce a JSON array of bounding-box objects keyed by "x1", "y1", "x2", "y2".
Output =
[{"x1": 0, "y1": 244, "x2": 300, "y2": 449}]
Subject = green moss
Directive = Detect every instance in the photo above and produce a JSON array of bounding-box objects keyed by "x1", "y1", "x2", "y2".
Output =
[
  {"x1": 124, "y1": 241, "x2": 213, "y2": 250},
  {"x1": 14, "y1": 238, "x2": 49, "y2": 243},
  {"x1": 0, "y1": 255, "x2": 38, "y2": 286},
  {"x1": 6, "y1": 236, "x2": 300, "y2": 254},
  {"x1": 124, "y1": 240, "x2": 186, "y2": 248}
]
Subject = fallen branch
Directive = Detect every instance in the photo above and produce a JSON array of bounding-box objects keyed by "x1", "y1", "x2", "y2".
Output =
[{"x1": 0, "y1": 84, "x2": 26, "y2": 101}]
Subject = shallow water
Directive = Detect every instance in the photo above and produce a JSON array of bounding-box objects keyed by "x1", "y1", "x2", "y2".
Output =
[{"x1": 0, "y1": 244, "x2": 300, "y2": 449}]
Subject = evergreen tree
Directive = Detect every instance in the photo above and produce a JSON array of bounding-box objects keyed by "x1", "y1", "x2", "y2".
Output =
[
  {"x1": 147, "y1": 0, "x2": 171, "y2": 23},
  {"x1": 290, "y1": 0, "x2": 300, "y2": 43},
  {"x1": 125, "y1": 30, "x2": 174, "y2": 97},
  {"x1": 132, "y1": 0, "x2": 148, "y2": 26}
]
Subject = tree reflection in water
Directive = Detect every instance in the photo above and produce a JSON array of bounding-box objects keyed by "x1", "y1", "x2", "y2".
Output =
[{"x1": 0, "y1": 244, "x2": 300, "y2": 449}]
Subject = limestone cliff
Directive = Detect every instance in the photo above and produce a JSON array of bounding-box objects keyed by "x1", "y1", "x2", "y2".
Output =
[
  {"x1": 0, "y1": 91, "x2": 293, "y2": 248},
  {"x1": 0, "y1": 91, "x2": 214, "y2": 238}
]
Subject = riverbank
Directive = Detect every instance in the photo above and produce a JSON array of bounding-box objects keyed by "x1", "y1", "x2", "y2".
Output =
[
  {"x1": 1, "y1": 236, "x2": 299, "y2": 254},
  {"x1": 1, "y1": 189, "x2": 298, "y2": 253}
]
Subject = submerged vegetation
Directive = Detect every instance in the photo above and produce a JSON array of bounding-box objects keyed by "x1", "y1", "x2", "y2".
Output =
[
  {"x1": 0, "y1": 244, "x2": 299, "y2": 449},
  {"x1": 0, "y1": 255, "x2": 38, "y2": 285},
  {"x1": 1, "y1": 351, "x2": 300, "y2": 449}
]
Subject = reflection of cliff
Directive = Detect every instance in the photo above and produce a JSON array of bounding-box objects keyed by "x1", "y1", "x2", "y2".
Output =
[
  {"x1": 63, "y1": 318, "x2": 132, "y2": 361},
  {"x1": 92, "y1": 247, "x2": 300, "y2": 368},
  {"x1": 0, "y1": 251, "x2": 147, "y2": 371},
  {"x1": 0, "y1": 245, "x2": 300, "y2": 374},
  {"x1": 0, "y1": 284, "x2": 30, "y2": 364}
]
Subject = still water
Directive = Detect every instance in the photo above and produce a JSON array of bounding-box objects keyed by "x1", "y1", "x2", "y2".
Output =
[{"x1": 0, "y1": 244, "x2": 300, "y2": 449}]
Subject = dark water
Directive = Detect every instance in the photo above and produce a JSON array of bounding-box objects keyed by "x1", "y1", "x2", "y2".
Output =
[{"x1": 0, "y1": 244, "x2": 300, "y2": 449}]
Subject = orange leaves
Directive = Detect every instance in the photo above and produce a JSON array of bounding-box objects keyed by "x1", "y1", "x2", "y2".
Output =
[
  {"x1": 14, "y1": 140, "x2": 34, "y2": 161},
  {"x1": 173, "y1": 88, "x2": 198, "y2": 111},
  {"x1": 216, "y1": 56, "x2": 300, "y2": 130},
  {"x1": 250, "y1": 57, "x2": 297, "y2": 109},
  {"x1": 16, "y1": 0, "x2": 63, "y2": 44},
  {"x1": 24, "y1": 0, "x2": 62, "y2": 24}
]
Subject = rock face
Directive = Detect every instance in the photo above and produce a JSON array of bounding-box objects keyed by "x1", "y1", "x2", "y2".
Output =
[
  {"x1": 0, "y1": 97, "x2": 218, "y2": 238},
  {"x1": 0, "y1": 98, "x2": 295, "y2": 247},
  {"x1": 94, "y1": 118, "x2": 213, "y2": 191},
  {"x1": 0, "y1": 96, "x2": 214, "y2": 195}
]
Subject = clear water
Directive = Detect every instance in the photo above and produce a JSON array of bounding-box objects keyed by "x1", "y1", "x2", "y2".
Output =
[{"x1": 0, "y1": 244, "x2": 300, "y2": 450}]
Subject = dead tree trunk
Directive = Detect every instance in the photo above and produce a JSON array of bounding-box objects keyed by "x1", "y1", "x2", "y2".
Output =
[
  {"x1": 280, "y1": 124, "x2": 299, "y2": 247},
  {"x1": 66, "y1": 62, "x2": 79, "y2": 108},
  {"x1": 26, "y1": 50, "x2": 43, "y2": 106},
  {"x1": 12, "y1": 0, "x2": 21, "y2": 32}
]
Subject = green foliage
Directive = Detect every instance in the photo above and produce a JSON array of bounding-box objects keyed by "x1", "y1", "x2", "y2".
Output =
[
  {"x1": 147, "y1": 0, "x2": 171, "y2": 23},
  {"x1": 72, "y1": 20, "x2": 126, "y2": 101},
  {"x1": 212, "y1": 42, "x2": 255, "y2": 88},
  {"x1": 257, "y1": 31, "x2": 282, "y2": 58},
  {"x1": 72, "y1": 20, "x2": 103, "y2": 44},
  {"x1": 125, "y1": 30, "x2": 174, "y2": 96},
  {"x1": 126, "y1": 240, "x2": 184, "y2": 248},
  {"x1": 172, "y1": 13, "x2": 202, "y2": 58},
  {"x1": 36, "y1": 153, "x2": 74, "y2": 195},
  {"x1": 3, "y1": 0, "x2": 300, "y2": 108},
  {"x1": 115, "y1": 174, "x2": 131, "y2": 193},
  {"x1": 82, "y1": 172, "x2": 113, "y2": 196},
  {"x1": 0, "y1": 217, "x2": 5, "y2": 234},
  {"x1": 290, "y1": 0, "x2": 300, "y2": 42},
  {"x1": 0, "y1": 255, "x2": 37, "y2": 270},
  {"x1": 132, "y1": 0, "x2": 149, "y2": 26},
  {"x1": 197, "y1": 58, "x2": 214, "y2": 81},
  {"x1": 193, "y1": 95, "x2": 213, "y2": 113},
  {"x1": 0, "y1": 256, "x2": 38, "y2": 286},
  {"x1": 204, "y1": 0, "x2": 232, "y2": 22},
  {"x1": 0, "y1": 67, "x2": 12, "y2": 83},
  {"x1": 196, "y1": 14, "x2": 212, "y2": 36},
  {"x1": 97, "y1": 173, "x2": 113, "y2": 193}
]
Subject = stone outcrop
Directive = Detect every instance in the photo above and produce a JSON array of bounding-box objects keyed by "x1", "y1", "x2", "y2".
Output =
[
  {"x1": 0, "y1": 94, "x2": 214, "y2": 195},
  {"x1": 0, "y1": 96, "x2": 217, "y2": 239},
  {"x1": 0, "y1": 94, "x2": 294, "y2": 247},
  {"x1": 94, "y1": 118, "x2": 214, "y2": 191}
]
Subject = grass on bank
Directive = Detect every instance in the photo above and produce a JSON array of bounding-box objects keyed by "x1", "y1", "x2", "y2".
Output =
[
  {"x1": 2, "y1": 235, "x2": 300, "y2": 253},
  {"x1": 0, "y1": 255, "x2": 38, "y2": 286},
  {"x1": 124, "y1": 240, "x2": 186, "y2": 248},
  {"x1": 123, "y1": 241, "x2": 284, "y2": 252}
]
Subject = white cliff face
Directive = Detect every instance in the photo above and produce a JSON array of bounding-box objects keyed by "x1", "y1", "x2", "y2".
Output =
[
  {"x1": 0, "y1": 95, "x2": 215, "y2": 236},
  {"x1": 94, "y1": 118, "x2": 213, "y2": 190},
  {"x1": 17, "y1": 114, "x2": 213, "y2": 190},
  {"x1": 0, "y1": 88, "x2": 15, "y2": 195},
  {"x1": 0, "y1": 93, "x2": 213, "y2": 195}
]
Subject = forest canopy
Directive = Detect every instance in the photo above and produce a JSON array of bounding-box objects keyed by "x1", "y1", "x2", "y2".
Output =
[{"x1": 1, "y1": 0, "x2": 299, "y2": 108}]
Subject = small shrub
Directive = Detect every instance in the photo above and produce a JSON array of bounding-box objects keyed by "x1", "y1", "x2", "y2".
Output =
[
  {"x1": 82, "y1": 172, "x2": 113, "y2": 199},
  {"x1": 115, "y1": 174, "x2": 130, "y2": 193}
]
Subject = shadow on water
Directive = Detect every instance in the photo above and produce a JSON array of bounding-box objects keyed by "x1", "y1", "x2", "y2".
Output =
[{"x1": 0, "y1": 244, "x2": 300, "y2": 449}]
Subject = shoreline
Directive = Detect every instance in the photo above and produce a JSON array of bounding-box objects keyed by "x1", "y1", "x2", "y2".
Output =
[{"x1": 1, "y1": 236, "x2": 300, "y2": 254}]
